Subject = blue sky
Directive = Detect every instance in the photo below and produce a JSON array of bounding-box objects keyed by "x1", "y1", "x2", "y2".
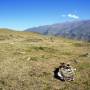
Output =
[{"x1": 0, "y1": 0, "x2": 90, "y2": 30}]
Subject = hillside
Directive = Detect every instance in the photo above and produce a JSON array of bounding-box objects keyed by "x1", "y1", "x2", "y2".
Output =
[
  {"x1": 25, "y1": 20, "x2": 90, "y2": 41},
  {"x1": 0, "y1": 29, "x2": 90, "y2": 90}
]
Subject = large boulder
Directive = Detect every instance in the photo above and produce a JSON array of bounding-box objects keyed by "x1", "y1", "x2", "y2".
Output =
[{"x1": 57, "y1": 63, "x2": 76, "y2": 81}]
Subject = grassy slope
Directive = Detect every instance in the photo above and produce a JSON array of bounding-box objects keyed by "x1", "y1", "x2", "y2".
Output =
[{"x1": 0, "y1": 29, "x2": 90, "y2": 90}]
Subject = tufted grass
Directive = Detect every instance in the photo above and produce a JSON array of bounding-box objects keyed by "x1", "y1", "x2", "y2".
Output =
[{"x1": 0, "y1": 29, "x2": 90, "y2": 90}]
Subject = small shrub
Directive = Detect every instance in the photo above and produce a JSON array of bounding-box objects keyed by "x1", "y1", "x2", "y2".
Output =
[
  {"x1": 72, "y1": 42, "x2": 83, "y2": 47},
  {"x1": 59, "y1": 51, "x2": 72, "y2": 55},
  {"x1": 30, "y1": 56, "x2": 38, "y2": 61},
  {"x1": 29, "y1": 46, "x2": 58, "y2": 53}
]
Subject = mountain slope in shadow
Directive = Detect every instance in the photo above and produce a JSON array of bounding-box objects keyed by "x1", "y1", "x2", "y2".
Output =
[{"x1": 25, "y1": 20, "x2": 90, "y2": 41}]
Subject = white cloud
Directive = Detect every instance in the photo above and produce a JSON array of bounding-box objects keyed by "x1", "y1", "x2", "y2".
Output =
[
  {"x1": 61, "y1": 13, "x2": 80, "y2": 19},
  {"x1": 68, "y1": 14, "x2": 79, "y2": 19}
]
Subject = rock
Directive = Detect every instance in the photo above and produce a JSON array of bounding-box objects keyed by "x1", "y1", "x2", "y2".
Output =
[
  {"x1": 10, "y1": 42, "x2": 14, "y2": 45},
  {"x1": 27, "y1": 57, "x2": 31, "y2": 61},
  {"x1": 54, "y1": 63, "x2": 76, "y2": 81}
]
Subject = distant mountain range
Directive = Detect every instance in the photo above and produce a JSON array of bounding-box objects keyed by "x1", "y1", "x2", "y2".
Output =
[{"x1": 25, "y1": 20, "x2": 90, "y2": 41}]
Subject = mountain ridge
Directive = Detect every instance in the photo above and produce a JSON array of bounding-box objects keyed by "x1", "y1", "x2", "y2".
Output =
[{"x1": 25, "y1": 20, "x2": 90, "y2": 41}]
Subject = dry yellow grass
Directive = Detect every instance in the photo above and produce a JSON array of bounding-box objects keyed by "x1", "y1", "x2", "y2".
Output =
[{"x1": 0, "y1": 29, "x2": 90, "y2": 90}]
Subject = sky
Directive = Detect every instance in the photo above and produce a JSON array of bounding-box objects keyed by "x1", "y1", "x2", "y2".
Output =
[{"x1": 0, "y1": 0, "x2": 90, "y2": 30}]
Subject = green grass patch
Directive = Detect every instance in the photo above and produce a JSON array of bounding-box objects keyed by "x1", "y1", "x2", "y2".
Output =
[{"x1": 26, "y1": 46, "x2": 58, "y2": 53}]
